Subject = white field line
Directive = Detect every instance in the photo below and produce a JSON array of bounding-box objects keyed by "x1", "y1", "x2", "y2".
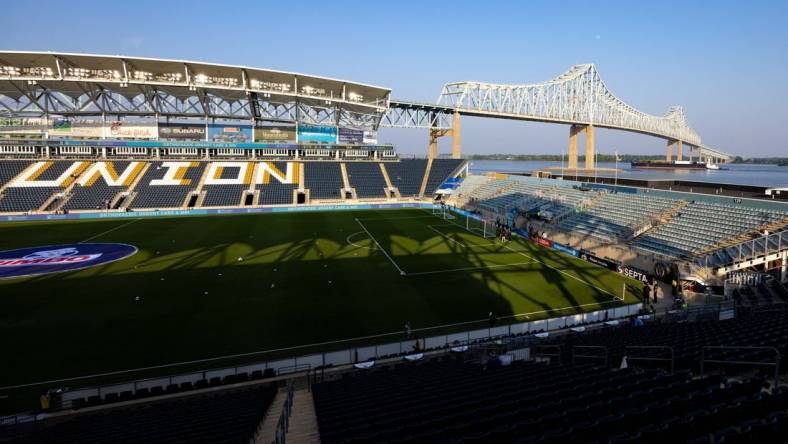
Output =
[
  {"x1": 79, "y1": 218, "x2": 142, "y2": 244},
  {"x1": 345, "y1": 231, "x2": 376, "y2": 250},
  {"x1": 355, "y1": 217, "x2": 407, "y2": 275},
  {"x1": 427, "y1": 224, "x2": 497, "y2": 249},
  {"x1": 406, "y1": 261, "x2": 536, "y2": 276},
  {"x1": 356, "y1": 215, "x2": 440, "y2": 222},
  {"x1": 437, "y1": 213, "x2": 621, "y2": 301}
]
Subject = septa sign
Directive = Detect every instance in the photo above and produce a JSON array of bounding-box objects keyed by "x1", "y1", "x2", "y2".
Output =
[{"x1": 0, "y1": 243, "x2": 137, "y2": 278}]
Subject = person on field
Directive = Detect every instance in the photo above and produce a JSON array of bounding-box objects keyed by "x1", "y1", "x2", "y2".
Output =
[{"x1": 404, "y1": 321, "x2": 412, "y2": 339}]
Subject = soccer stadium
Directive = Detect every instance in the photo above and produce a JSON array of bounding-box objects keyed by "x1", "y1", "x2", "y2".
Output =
[{"x1": 1, "y1": 39, "x2": 788, "y2": 444}]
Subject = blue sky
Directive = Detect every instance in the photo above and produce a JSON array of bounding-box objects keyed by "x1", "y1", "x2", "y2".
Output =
[{"x1": 4, "y1": 0, "x2": 787, "y2": 156}]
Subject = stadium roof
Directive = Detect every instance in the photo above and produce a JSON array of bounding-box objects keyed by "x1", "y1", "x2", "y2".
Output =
[{"x1": 0, "y1": 51, "x2": 390, "y2": 110}]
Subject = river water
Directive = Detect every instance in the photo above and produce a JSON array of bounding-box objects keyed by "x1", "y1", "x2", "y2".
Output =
[{"x1": 468, "y1": 160, "x2": 788, "y2": 188}]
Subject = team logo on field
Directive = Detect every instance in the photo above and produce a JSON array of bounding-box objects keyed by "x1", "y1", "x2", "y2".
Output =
[{"x1": 0, "y1": 243, "x2": 137, "y2": 278}]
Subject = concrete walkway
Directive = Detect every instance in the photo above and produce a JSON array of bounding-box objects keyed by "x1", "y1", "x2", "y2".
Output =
[{"x1": 255, "y1": 386, "x2": 320, "y2": 444}]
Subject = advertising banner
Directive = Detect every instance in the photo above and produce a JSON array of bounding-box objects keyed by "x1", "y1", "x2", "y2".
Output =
[
  {"x1": 338, "y1": 127, "x2": 363, "y2": 144},
  {"x1": 0, "y1": 117, "x2": 47, "y2": 139},
  {"x1": 208, "y1": 123, "x2": 253, "y2": 143},
  {"x1": 528, "y1": 234, "x2": 553, "y2": 248},
  {"x1": 107, "y1": 121, "x2": 158, "y2": 139},
  {"x1": 579, "y1": 249, "x2": 619, "y2": 271},
  {"x1": 618, "y1": 264, "x2": 654, "y2": 284},
  {"x1": 363, "y1": 130, "x2": 378, "y2": 144},
  {"x1": 551, "y1": 241, "x2": 579, "y2": 257},
  {"x1": 254, "y1": 125, "x2": 297, "y2": 143},
  {"x1": 49, "y1": 118, "x2": 104, "y2": 138},
  {"x1": 159, "y1": 123, "x2": 206, "y2": 141},
  {"x1": 297, "y1": 124, "x2": 337, "y2": 143}
]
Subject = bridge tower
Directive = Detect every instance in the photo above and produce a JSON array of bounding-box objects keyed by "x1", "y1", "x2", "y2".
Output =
[
  {"x1": 428, "y1": 111, "x2": 462, "y2": 159},
  {"x1": 567, "y1": 124, "x2": 595, "y2": 170},
  {"x1": 666, "y1": 140, "x2": 684, "y2": 161}
]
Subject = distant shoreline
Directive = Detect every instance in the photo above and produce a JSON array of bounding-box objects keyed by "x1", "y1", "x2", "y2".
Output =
[{"x1": 467, "y1": 154, "x2": 788, "y2": 165}]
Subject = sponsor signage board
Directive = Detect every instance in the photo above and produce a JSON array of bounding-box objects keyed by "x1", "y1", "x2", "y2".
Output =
[
  {"x1": 208, "y1": 123, "x2": 253, "y2": 143},
  {"x1": 297, "y1": 124, "x2": 337, "y2": 143},
  {"x1": 254, "y1": 125, "x2": 297, "y2": 143},
  {"x1": 159, "y1": 123, "x2": 206, "y2": 141},
  {"x1": 0, "y1": 243, "x2": 137, "y2": 279},
  {"x1": 49, "y1": 118, "x2": 104, "y2": 138},
  {"x1": 0, "y1": 117, "x2": 47, "y2": 139},
  {"x1": 551, "y1": 241, "x2": 579, "y2": 257},
  {"x1": 338, "y1": 127, "x2": 363, "y2": 144},
  {"x1": 579, "y1": 249, "x2": 619, "y2": 271},
  {"x1": 618, "y1": 265, "x2": 654, "y2": 284},
  {"x1": 107, "y1": 121, "x2": 158, "y2": 139}
]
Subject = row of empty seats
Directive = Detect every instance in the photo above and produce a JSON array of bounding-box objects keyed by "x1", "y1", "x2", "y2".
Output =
[
  {"x1": 0, "y1": 159, "x2": 466, "y2": 212},
  {"x1": 314, "y1": 309, "x2": 788, "y2": 443},
  {"x1": 13, "y1": 384, "x2": 277, "y2": 444}
]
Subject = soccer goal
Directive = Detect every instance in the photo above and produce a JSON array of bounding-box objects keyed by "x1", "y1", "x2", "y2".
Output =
[
  {"x1": 431, "y1": 204, "x2": 455, "y2": 220},
  {"x1": 466, "y1": 213, "x2": 495, "y2": 239}
]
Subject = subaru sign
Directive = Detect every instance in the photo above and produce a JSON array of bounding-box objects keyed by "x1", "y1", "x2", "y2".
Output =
[{"x1": 0, "y1": 243, "x2": 137, "y2": 278}]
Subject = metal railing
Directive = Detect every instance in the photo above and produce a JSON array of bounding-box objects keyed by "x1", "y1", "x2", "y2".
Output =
[
  {"x1": 572, "y1": 346, "x2": 608, "y2": 366},
  {"x1": 700, "y1": 346, "x2": 781, "y2": 387},
  {"x1": 623, "y1": 346, "x2": 675, "y2": 374},
  {"x1": 273, "y1": 381, "x2": 295, "y2": 444}
]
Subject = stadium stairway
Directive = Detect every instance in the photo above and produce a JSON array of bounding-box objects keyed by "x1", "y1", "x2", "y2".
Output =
[
  {"x1": 379, "y1": 163, "x2": 400, "y2": 198},
  {"x1": 418, "y1": 157, "x2": 433, "y2": 198},
  {"x1": 256, "y1": 386, "x2": 320, "y2": 444}
]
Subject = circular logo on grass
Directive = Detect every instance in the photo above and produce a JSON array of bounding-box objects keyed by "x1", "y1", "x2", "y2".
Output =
[{"x1": 0, "y1": 243, "x2": 137, "y2": 279}]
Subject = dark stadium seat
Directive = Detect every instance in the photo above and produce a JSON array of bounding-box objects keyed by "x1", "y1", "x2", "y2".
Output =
[
  {"x1": 385, "y1": 159, "x2": 427, "y2": 197},
  {"x1": 304, "y1": 162, "x2": 343, "y2": 199},
  {"x1": 257, "y1": 161, "x2": 298, "y2": 205},
  {"x1": 346, "y1": 162, "x2": 387, "y2": 198},
  {"x1": 16, "y1": 385, "x2": 277, "y2": 444},
  {"x1": 424, "y1": 159, "x2": 463, "y2": 195},
  {"x1": 129, "y1": 161, "x2": 206, "y2": 209}
]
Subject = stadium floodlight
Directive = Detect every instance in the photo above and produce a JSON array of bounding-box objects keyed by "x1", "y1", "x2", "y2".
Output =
[
  {"x1": 194, "y1": 73, "x2": 209, "y2": 85},
  {"x1": 133, "y1": 70, "x2": 154, "y2": 81},
  {"x1": 348, "y1": 92, "x2": 364, "y2": 103},
  {"x1": 0, "y1": 66, "x2": 22, "y2": 76}
]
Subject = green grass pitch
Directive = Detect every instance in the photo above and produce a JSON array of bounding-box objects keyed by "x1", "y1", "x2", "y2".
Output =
[{"x1": 0, "y1": 208, "x2": 641, "y2": 410}]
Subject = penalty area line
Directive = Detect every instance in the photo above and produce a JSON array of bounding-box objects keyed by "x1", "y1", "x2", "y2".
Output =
[
  {"x1": 79, "y1": 218, "x2": 142, "y2": 244},
  {"x1": 406, "y1": 261, "x2": 537, "y2": 276},
  {"x1": 355, "y1": 217, "x2": 407, "y2": 276}
]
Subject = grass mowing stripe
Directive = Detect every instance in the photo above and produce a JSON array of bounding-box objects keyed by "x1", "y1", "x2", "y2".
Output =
[{"x1": 355, "y1": 217, "x2": 407, "y2": 275}]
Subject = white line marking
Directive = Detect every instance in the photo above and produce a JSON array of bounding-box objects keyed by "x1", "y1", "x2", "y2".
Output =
[
  {"x1": 427, "y1": 225, "x2": 496, "y2": 249},
  {"x1": 356, "y1": 215, "x2": 439, "y2": 222},
  {"x1": 407, "y1": 261, "x2": 536, "y2": 276},
  {"x1": 355, "y1": 217, "x2": 407, "y2": 275},
  {"x1": 345, "y1": 231, "x2": 376, "y2": 250},
  {"x1": 79, "y1": 218, "x2": 142, "y2": 244},
  {"x1": 435, "y1": 212, "x2": 620, "y2": 300}
]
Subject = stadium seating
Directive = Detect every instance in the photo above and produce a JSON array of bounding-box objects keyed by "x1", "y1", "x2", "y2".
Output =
[
  {"x1": 346, "y1": 162, "x2": 387, "y2": 198},
  {"x1": 385, "y1": 159, "x2": 427, "y2": 197},
  {"x1": 256, "y1": 161, "x2": 298, "y2": 205},
  {"x1": 0, "y1": 161, "x2": 73, "y2": 212},
  {"x1": 0, "y1": 160, "x2": 33, "y2": 184},
  {"x1": 201, "y1": 184, "x2": 246, "y2": 207},
  {"x1": 314, "y1": 358, "x2": 787, "y2": 443},
  {"x1": 129, "y1": 162, "x2": 206, "y2": 209},
  {"x1": 304, "y1": 162, "x2": 344, "y2": 200},
  {"x1": 424, "y1": 159, "x2": 464, "y2": 195},
  {"x1": 633, "y1": 202, "x2": 788, "y2": 258},
  {"x1": 559, "y1": 192, "x2": 676, "y2": 241},
  {"x1": 15, "y1": 384, "x2": 277, "y2": 444},
  {"x1": 62, "y1": 161, "x2": 134, "y2": 211}
]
